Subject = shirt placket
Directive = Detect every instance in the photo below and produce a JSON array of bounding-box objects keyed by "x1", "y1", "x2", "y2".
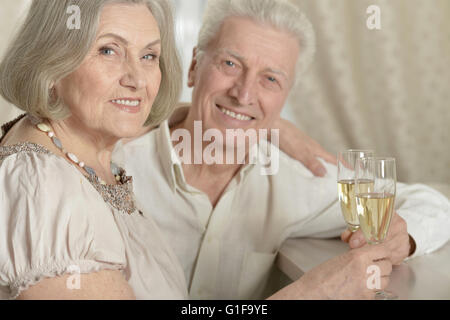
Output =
[{"x1": 188, "y1": 185, "x2": 238, "y2": 299}]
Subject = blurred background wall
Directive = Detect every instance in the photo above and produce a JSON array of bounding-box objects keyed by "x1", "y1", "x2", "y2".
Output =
[
  {"x1": 287, "y1": 0, "x2": 450, "y2": 186},
  {"x1": 1, "y1": 0, "x2": 449, "y2": 185}
]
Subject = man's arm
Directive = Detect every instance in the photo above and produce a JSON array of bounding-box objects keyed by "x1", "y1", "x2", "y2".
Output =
[
  {"x1": 287, "y1": 160, "x2": 449, "y2": 265},
  {"x1": 271, "y1": 117, "x2": 336, "y2": 177}
]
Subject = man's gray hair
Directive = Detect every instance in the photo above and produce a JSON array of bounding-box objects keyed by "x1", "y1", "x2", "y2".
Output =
[{"x1": 197, "y1": 0, "x2": 316, "y2": 82}]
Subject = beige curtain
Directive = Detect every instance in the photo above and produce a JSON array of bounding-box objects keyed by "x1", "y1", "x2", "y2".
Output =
[
  {"x1": 1, "y1": 0, "x2": 449, "y2": 185},
  {"x1": 287, "y1": 0, "x2": 450, "y2": 184}
]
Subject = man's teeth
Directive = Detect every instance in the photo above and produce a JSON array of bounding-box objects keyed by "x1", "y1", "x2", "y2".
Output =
[
  {"x1": 219, "y1": 107, "x2": 252, "y2": 121},
  {"x1": 112, "y1": 99, "x2": 140, "y2": 107}
]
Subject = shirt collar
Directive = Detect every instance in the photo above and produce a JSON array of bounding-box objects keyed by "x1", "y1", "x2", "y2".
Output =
[
  {"x1": 156, "y1": 113, "x2": 185, "y2": 193},
  {"x1": 156, "y1": 107, "x2": 274, "y2": 193}
]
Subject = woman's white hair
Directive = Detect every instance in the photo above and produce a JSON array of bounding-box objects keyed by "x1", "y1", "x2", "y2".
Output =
[
  {"x1": 197, "y1": 0, "x2": 316, "y2": 83},
  {"x1": 0, "y1": 0, "x2": 181, "y2": 126}
]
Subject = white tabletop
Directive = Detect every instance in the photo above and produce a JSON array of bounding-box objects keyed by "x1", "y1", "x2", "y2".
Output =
[{"x1": 277, "y1": 238, "x2": 450, "y2": 299}]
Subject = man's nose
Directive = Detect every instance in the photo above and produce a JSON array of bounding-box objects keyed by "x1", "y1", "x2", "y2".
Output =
[
  {"x1": 120, "y1": 59, "x2": 146, "y2": 90},
  {"x1": 228, "y1": 72, "x2": 257, "y2": 106}
]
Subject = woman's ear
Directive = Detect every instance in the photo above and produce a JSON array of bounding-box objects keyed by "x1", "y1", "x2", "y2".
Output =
[
  {"x1": 49, "y1": 82, "x2": 57, "y2": 101},
  {"x1": 187, "y1": 47, "x2": 199, "y2": 88}
]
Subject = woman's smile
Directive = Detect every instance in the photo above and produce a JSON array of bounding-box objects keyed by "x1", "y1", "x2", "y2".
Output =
[{"x1": 110, "y1": 98, "x2": 142, "y2": 113}]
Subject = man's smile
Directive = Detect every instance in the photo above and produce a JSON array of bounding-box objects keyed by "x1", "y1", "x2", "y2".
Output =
[{"x1": 216, "y1": 104, "x2": 255, "y2": 121}]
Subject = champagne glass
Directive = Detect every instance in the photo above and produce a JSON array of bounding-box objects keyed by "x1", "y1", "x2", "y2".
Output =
[
  {"x1": 337, "y1": 150, "x2": 375, "y2": 232},
  {"x1": 355, "y1": 157, "x2": 397, "y2": 300}
]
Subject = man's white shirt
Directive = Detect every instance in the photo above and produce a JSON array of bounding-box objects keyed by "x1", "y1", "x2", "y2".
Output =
[{"x1": 113, "y1": 113, "x2": 450, "y2": 299}]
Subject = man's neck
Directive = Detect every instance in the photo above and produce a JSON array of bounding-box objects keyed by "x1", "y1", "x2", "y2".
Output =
[
  {"x1": 170, "y1": 108, "x2": 244, "y2": 174},
  {"x1": 169, "y1": 108, "x2": 245, "y2": 206}
]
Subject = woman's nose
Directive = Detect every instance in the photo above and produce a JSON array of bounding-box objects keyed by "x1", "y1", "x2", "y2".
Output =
[{"x1": 120, "y1": 60, "x2": 146, "y2": 90}]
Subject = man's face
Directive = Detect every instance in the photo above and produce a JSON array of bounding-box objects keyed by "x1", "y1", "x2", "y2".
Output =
[{"x1": 188, "y1": 16, "x2": 300, "y2": 137}]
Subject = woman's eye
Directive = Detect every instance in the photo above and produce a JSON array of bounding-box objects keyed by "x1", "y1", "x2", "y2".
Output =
[
  {"x1": 143, "y1": 54, "x2": 157, "y2": 61},
  {"x1": 267, "y1": 76, "x2": 277, "y2": 83},
  {"x1": 99, "y1": 47, "x2": 115, "y2": 56}
]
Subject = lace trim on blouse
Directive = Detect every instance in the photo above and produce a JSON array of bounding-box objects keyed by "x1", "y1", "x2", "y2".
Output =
[{"x1": 0, "y1": 115, "x2": 138, "y2": 215}]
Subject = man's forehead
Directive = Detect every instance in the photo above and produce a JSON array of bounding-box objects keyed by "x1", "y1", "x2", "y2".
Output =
[{"x1": 207, "y1": 16, "x2": 299, "y2": 76}]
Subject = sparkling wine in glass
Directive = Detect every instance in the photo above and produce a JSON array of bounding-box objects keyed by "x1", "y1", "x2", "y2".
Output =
[
  {"x1": 337, "y1": 150, "x2": 375, "y2": 232},
  {"x1": 355, "y1": 157, "x2": 397, "y2": 300}
]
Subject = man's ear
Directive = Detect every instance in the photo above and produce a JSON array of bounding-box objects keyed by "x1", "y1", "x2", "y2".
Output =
[{"x1": 187, "y1": 47, "x2": 199, "y2": 88}]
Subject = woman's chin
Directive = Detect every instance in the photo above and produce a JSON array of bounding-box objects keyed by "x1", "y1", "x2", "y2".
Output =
[
  {"x1": 116, "y1": 128, "x2": 145, "y2": 140},
  {"x1": 109, "y1": 121, "x2": 147, "y2": 140}
]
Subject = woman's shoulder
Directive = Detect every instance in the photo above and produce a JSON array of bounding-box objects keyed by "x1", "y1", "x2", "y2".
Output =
[
  {"x1": 0, "y1": 143, "x2": 128, "y2": 299},
  {"x1": 0, "y1": 141, "x2": 118, "y2": 226},
  {"x1": 0, "y1": 143, "x2": 114, "y2": 224},
  {"x1": 1, "y1": 114, "x2": 65, "y2": 158},
  {"x1": 0, "y1": 116, "x2": 99, "y2": 199},
  {"x1": 0, "y1": 141, "x2": 85, "y2": 187},
  {"x1": 0, "y1": 143, "x2": 127, "y2": 265}
]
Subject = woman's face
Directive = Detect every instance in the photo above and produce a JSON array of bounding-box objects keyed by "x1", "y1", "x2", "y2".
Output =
[{"x1": 55, "y1": 3, "x2": 162, "y2": 140}]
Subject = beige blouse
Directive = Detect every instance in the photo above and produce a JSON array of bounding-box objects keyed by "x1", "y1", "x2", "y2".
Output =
[{"x1": 0, "y1": 121, "x2": 188, "y2": 300}]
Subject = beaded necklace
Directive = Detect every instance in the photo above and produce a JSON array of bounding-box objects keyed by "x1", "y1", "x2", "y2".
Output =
[{"x1": 36, "y1": 122, "x2": 121, "y2": 185}]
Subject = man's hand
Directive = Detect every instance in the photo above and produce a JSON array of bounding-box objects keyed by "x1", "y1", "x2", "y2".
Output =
[
  {"x1": 341, "y1": 212, "x2": 413, "y2": 265},
  {"x1": 269, "y1": 244, "x2": 393, "y2": 300},
  {"x1": 272, "y1": 118, "x2": 336, "y2": 177}
]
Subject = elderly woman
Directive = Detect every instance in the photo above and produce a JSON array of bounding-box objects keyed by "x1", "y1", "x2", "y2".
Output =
[{"x1": 0, "y1": 0, "x2": 187, "y2": 299}]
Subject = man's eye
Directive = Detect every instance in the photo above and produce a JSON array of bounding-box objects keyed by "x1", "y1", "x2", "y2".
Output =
[
  {"x1": 225, "y1": 60, "x2": 235, "y2": 67},
  {"x1": 99, "y1": 47, "x2": 115, "y2": 55},
  {"x1": 262, "y1": 75, "x2": 282, "y2": 90}
]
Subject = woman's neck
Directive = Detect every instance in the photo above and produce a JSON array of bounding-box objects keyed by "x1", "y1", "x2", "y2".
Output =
[
  {"x1": 48, "y1": 117, "x2": 118, "y2": 184},
  {"x1": 0, "y1": 115, "x2": 119, "y2": 184}
]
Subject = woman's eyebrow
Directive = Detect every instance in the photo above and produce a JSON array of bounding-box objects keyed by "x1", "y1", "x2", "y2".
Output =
[{"x1": 97, "y1": 33, "x2": 161, "y2": 48}]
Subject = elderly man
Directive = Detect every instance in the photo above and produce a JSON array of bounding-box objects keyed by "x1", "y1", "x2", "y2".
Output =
[{"x1": 113, "y1": 0, "x2": 450, "y2": 299}]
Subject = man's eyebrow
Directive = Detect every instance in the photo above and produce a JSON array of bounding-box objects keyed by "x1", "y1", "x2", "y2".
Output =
[
  {"x1": 97, "y1": 33, "x2": 161, "y2": 48},
  {"x1": 220, "y1": 49, "x2": 245, "y2": 62},
  {"x1": 219, "y1": 49, "x2": 288, "y2": 80},
  {"x1": 265, "y1": 68, "x2": 288, "y2": 80}
]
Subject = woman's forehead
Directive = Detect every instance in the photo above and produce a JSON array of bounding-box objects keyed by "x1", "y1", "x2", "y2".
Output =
[{"x1": 97, "y1": 3, "x2": 160, "y2": 40}]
